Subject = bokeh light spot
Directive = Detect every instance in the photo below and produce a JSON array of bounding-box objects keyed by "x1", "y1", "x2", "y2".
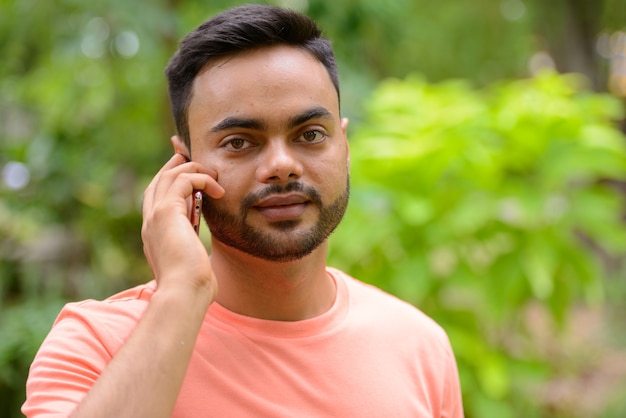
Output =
[
  {"x1": 500, "y1": 0, "x2": 526, "y2": 21},
  {"x1": 2, "y1": 161, "x2": 31, "y2": 190},
  {"x1": 81, "y1": 17, "x2": 110, "y2": 59},
  {"x1": 115, "y1": 31, "x2": 140, "y2": 58}
]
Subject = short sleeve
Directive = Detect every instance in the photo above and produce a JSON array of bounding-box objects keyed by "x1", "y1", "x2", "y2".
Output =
[{"x1": 22, "y1": 297, "x2": 144, "y2": 418}]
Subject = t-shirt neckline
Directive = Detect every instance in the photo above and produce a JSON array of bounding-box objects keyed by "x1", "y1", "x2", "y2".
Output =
[{"x1": 205, "y1": 268, "x2": 349, "y2": 340}]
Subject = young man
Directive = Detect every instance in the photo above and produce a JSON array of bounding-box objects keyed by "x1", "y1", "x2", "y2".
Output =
[{"x1": 23, "y1": 5, "x2": 463, "y2": 417}]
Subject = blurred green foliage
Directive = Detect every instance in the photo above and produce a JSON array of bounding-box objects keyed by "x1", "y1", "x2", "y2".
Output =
[
  {"x1": 1, "y1": 0, "x2": 624, "y2": 417},
  {"x1": 328, "y1": 71, "x2": 626, "y2": 417}
]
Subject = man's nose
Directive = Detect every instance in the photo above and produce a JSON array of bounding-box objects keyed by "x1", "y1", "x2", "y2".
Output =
[{"x1": 256, "y1": 140, "x2": 304, "y2": 183}]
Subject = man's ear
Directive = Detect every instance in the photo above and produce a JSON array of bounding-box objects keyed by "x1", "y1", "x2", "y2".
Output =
[
  {"x1": 171, "y1": 135, "x2": 190, "y2": 161},
  {"x1": 341, "y1": 117, "x2": 350, "y2": 168},
  {"x1": 341, "y1": 117, "x2": 349, "y2": 135}
]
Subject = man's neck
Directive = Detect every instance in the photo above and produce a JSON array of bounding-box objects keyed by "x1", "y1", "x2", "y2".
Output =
[{"x1": 208, "y1": 240, "x2": 336, "y2": 321}]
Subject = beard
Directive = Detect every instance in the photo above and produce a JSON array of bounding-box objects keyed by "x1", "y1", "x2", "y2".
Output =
[{"x1": 202, "y1": 177, "x2": 349, "y2": 262}]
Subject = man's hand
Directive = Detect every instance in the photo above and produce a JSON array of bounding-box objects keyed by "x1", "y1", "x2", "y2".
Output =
[{"x1": 141, "y1": 153, "x2": 224, "y2": 294}]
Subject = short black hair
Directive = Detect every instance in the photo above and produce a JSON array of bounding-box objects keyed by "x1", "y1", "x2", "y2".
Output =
[{"x1": 165, "y1": 4, "x2": 340, "y2": 148}]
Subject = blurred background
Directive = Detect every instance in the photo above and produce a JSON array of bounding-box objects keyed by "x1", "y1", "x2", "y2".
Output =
[{"x1": 1, "y1": 0, "x2": 625, "y2": 416}]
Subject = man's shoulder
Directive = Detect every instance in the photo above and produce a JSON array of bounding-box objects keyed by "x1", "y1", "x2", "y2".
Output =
[
  {"x1": 328, "y1": 267, "x2": 448, "y2": 340},
  {"x1": 29, "y1": 281, "x2": 157, "y2": 364},
  {"x1": 328, "y1": 266, "x2": 428, "y2": 313},
  {"x1": 54, "y1": 281, "x2": 155, "y2": 335}
]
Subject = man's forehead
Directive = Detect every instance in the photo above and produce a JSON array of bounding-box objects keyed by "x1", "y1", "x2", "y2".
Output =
[
  {"x1": 187, "y1": 46, "x2": 340, "y2": 127},
  {"x1": 190, "y1": 45, "x2": 336, "y2": 101},
  {"x1": 196, "y1": 45, "x2": 318, "y2": 75}
]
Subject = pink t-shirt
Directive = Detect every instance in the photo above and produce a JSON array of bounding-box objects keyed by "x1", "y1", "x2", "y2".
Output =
[{"x1": 23, "y1": 267, "x2": 463, "y2": 417}]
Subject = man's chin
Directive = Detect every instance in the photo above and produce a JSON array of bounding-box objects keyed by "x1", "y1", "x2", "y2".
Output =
[
  {"x1": 212, "y1": 234, "x2": 323, "y2": 263},
  {"x1": 264, "y1": 219, "x2": 302, "y2": 232}
]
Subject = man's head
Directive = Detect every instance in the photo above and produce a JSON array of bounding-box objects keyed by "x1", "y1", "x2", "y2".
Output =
[
  {"x1": 165, "y1": 6, "x2": 349, "y2": 263},
  {"x1": 165, "y1": 4, "x2": 340, "y2": 149}
]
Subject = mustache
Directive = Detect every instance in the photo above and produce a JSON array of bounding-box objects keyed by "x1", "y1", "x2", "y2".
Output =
[{"x1": 240, "y1": 182, "x2": 323, "y2": 214}]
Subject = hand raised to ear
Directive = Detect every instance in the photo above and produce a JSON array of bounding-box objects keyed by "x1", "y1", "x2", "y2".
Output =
[{"x1": 141, "y1": 152, "x2": 223, "y2": 294}]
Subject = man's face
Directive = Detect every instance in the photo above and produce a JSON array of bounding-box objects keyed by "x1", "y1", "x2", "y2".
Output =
[{"x1": 186, "y1": 45, "x2": 350, "y2": 262}]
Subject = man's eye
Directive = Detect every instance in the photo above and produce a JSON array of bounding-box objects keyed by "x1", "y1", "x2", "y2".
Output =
[
  {"x1": 300, "y1": 130, "x2": 326, "y2": 143},
  {"x1": 225, "y1": 138, "x2": 249, "y2": 150}
]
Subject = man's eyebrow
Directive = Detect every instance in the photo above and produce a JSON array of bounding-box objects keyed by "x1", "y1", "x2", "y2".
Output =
[
  {"x1": 210, "y1": 116, "x2": 267, "y2": 133},
  {"x1": 288, "y1": 107, "x2": 333, "y2": 129},
  {"x1": 209, "y1": 106, "x2": 333, "y2": 134}
]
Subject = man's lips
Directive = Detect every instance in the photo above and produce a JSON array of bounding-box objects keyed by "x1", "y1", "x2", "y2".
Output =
[
  {"x1": 253, "y1": 193, "x2": 310, "y2": 220},
  {"x1": 255, "y1": 193, "x2": 309, "y2": 208}
]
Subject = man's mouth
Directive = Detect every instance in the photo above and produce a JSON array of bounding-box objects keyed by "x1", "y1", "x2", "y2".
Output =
[{"x1": 253, "y1": 193, "x2": 310, "y2": 220}]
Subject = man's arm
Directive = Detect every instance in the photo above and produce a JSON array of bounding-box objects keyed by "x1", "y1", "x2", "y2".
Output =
[
  {"x1": 69, "y1": 285, "x2": 212, "y2": 418},
  {"x1": 69, "y1": 153, "x2": 224, "y2": 418},
  {"x1": 23, "y1": 153, "x2": 224, "y2": 418}
]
